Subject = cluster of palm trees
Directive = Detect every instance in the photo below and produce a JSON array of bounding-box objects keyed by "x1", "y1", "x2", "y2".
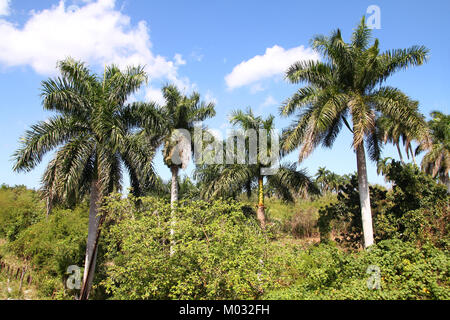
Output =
[
  {"x1": 12, "y1": 17, "x2": 447, "y2": 299},
  {"x1": 314, "y1": 167, "x2": 351, "y2": 194},
  {"x1": 194, "y1": 107, "x2": 317, "y2": 229}
]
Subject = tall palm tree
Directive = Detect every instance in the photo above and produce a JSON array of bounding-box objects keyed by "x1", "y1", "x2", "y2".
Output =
[
  {"x1": 155, "y1": 84, "x2": 216, "y2": 207},
  {"x1": 12, "y1": 58, "x2": 160, "y2": 299},
  {"x1": 416, "y1": 111, "x2": 450, "y2": 192},
  {"x1": 148, "y1": 85, "x2": 215, "y2": 255},
  {"x1": 280, "y1": 17, "x2": 428, "y2": 248},
  {"x1": 195, "y1": 108, "x2": 316, "y2": 228}
]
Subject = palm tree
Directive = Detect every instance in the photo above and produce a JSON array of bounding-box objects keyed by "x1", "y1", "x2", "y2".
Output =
[
  {"x1": 416, "y1": 111, "x2": 450, "y2": 192},
  {"x1": 315, "y1": 167, "x2": 332, "y2": 193},
  {"x1": 12, "y1": 58, "x2": 160, "y2": 299},
  {"x1": 378, "y1": 102, "x2": 427, "y2": 165},
  {"x1": 155, "y1": 84, "x2": 216, "y2": 207},
  {"x1": 327, "y1": 172, "x2": 342, "y2": 193},
  {"x1": 147, "y1": 85, "x2": 215, "y2": 255},
  {"x1": 376, "y1": 157, "x2": 393, "y2": 177},
  {"x1": 280, "y1": 17, "x2": 428, "y2": 248},
  {"x1": 195, "y1": 108, "x2": 316, "y2": 228}
]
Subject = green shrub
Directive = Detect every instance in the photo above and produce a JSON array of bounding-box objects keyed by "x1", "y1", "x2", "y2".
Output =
[
  {"x1": 100, "y1": 195, "x2": 275, "y2": 300},
  {"x1": 264, "y1": 239, "x2": 450, "y2": 300},
  {"x1": 0, "y1": 185, "x2": 45, "y2": 241},
  {"x1": 318, "y1": 162, "x2": 449, "y2": 249},
  {"x1": 7, "y1": 205, "x2": 89, "y2": 298}
]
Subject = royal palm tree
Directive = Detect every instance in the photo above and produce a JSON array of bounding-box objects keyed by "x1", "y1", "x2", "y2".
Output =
[
  {"x1": 155, "y1": 84, "x2": 216, "y2": 207},
  {"x1": 280, "y1": 17, "x2": 428, "y2": 248},
  {"x1": 416, "y1": 111, "x2": 450, "y2": 192},
  {"x1": 195, "y1": 108, "x2": 316, "y2": 228},
  {"x1": 12, "y1": 58, "x2": 161, "y2": 299},
  {"x1": 148, "y1": 85, "x2": 215, "y2": 255}
]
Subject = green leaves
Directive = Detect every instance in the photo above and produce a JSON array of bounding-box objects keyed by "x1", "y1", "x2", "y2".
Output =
[
  {"x1": 417, "y1": 111, "x2": 450, "y2": 182},
  {"x1": 155, "y1": 84, "x2": 216, "y2": 168},
  {"x1": 13, "y1": 57, "x2": 161, "y2": 207},
  {"x1": 281, "y1": 17, "x2": 429, "y2": 163},
  {"x1": 101, "y1": 196, "x2": 271, "y2": 300}
]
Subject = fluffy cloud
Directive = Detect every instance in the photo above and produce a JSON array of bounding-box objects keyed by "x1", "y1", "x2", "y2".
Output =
[
  {"x1": 0, "y1": 0, "x2": 191, "y2": 92},
  {"x1": 145, "y1": 86, "x2": 166, "y2": 105},
  {"x1": 174, "y1": 53, "x2": 186, "y2": 66},
  {"x1": 0, "y1": 0, "x2": 10, "y2": 16},
  {"x1": 225, "y1": 45, "x2": 319, "y2": 90},
  {"x1": 204, "y1": 90, "x2": 217, "y2": 105},
  {"x1": 261, "y1": 95, "x2": 277, "y2": 108}
]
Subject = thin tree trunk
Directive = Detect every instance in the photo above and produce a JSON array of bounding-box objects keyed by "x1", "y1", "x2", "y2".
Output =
[
  {"x1": 80, "y1": 180, "x2": 101, "y2": 300},
  {"x1": 256, "y1": 175, "x2": 266, "y2": 230},
  {"x1": 396, "y1": 144, "x2": 404, "y2": 164},
  {"x1": 356, "y1": 142, "x2": 374, "y2": 248},
  {"x1": 410, "y1": 145, "x2": 417, "y2": 165},
  {"x1": 445, "y1": 174, "x2": 450, "y2": 194},
  {"x1": 246, "y1": 180, "x2": 252, "y2": 199},
  {"x1": 46, "y1": 197, "x2": 52, "y2": 218},
  {"x1": 170, "y1": 166, "x2": 179, "y2": 256}
]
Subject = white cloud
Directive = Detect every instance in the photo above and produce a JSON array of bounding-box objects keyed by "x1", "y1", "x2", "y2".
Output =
[
  {"x1": 145, "y1": 86, "x2": 166, "y2": 105},
  {"x1": 204, "y1": 90, "x2": 217, "y2": 105},
  {"x1": 225, "y1": 44, "x2": 319, "y2": 90},
  {"x1": 174, "y1": 53, "x2": 186, "y2": 66},
  {"x1": 0, "y1": 0, "x2": 10, "y2": 16},
  {"x1": 261, "y1": 95, "x2": 277, "y2": 108},
  {"x1": 0, "y1": 0, "x2": 191, "y2": 92}
]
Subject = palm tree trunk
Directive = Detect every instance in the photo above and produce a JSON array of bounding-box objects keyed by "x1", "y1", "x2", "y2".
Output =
[
  {"x1": 444, "y1": 174, "x2": 450, "y2": 194},
  {"x1": 46, "y1": 197, "x2": 52, "y2": 218},
  {"x1": 170, "y1": 166, "x2": 179, "y2": 256},
  {"x1": 396, "y1": 144, "x2": 404, "y2": 163},
  {"x1": 80, "y1": 180, "x2": 101, "y2": 300},
  {"x1": 256, "y1": 175, "x2": 266, "y2": 229},
  {"x1": 410, "y1": 145, "x2": 417, "y2": 165},
  {"x1": 246, "y1": 180, "x2": 252, "y2": 199},
  {"x1": 356, "y1": 142, "x2": 374, "y2": 248}
]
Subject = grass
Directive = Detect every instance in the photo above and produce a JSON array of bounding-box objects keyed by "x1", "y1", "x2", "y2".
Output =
[
  {"x1": 265, "y1": 194, "x2": 337, "y2": 239},
  {"x1": 0, "y1": 238, "x2": 39, "y2": 300}
]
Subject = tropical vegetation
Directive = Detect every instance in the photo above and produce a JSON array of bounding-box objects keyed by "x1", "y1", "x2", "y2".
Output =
[{"x1": 0, "y1": 18, "x2": 448, "y2": 301}]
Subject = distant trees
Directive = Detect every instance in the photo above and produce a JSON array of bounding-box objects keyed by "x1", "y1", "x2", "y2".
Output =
[
  {"x1": 416, "y1": 111, "x2": 450, "y2": 192},
  {"x1": 280, "y1": 17, "x2": 428, "y2": 248},
  {"x1": 194, "y1": 108, "x2": 316, "y2": 228},
  {"x1": 314, "y1": 167, "x2": 349, "y2": 194}
]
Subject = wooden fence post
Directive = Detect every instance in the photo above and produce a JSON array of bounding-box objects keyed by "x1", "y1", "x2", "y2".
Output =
[{"x1": 19, "y1": 266, "x2": 27, "y2": 292}]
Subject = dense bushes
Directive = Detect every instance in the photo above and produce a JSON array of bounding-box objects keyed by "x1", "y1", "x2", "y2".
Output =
[
  {"x1": 6, "y1": 205, "x2": 89, "y2": 298},
  {"x1": 0, "y1": 173, "x2": 448, "y2": 300},
  {"x1": 318, "y1": 161, "x2": 449, "y2": 249},
  {"x1": 0, "y1": 185, "x2": 45, "y2": 241},
  {"x1": 265, "y1": 239, "x2": 449, "y2": 300},
  {"x1": 101, "y1": 196, "x2": 274, "y2": 300},
  {"x1": 0, "y1": 185, "x2": 89, "y2": 299},
  {"x1": 9, "y1": 206, "x2": 88, "y2": 276}
]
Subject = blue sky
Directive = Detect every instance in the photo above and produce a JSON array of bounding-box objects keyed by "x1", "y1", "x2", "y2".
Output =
[{"x1": 0, "y1": 0, "x2": 449, "y2": 190}]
